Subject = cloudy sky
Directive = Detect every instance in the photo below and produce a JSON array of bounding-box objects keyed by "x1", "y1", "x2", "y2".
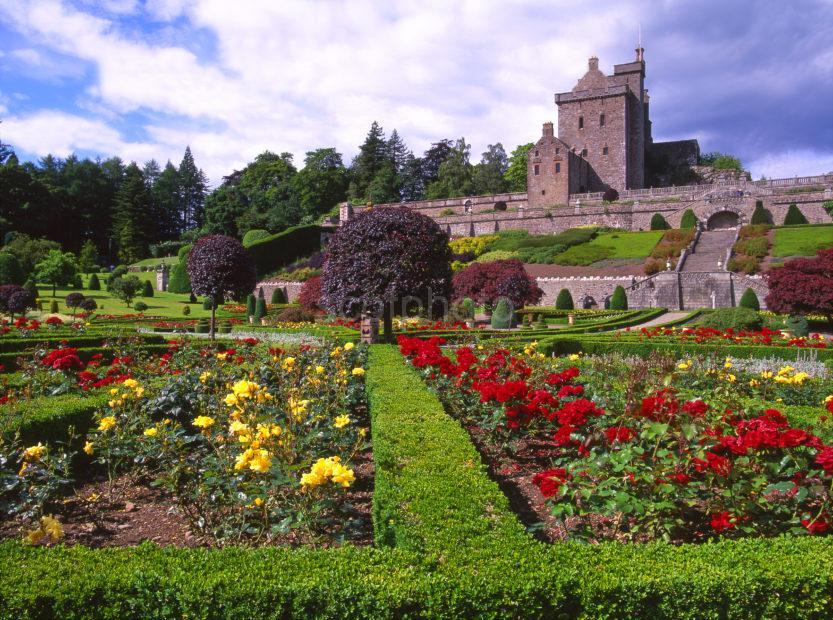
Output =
[{"x1": 1, "y1": 0, "x2": 832, "y2": 185}]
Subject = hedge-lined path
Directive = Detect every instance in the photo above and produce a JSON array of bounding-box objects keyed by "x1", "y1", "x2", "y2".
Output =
[{"x1": 615, "y1": 310, "x2": 690, "y2": 330}]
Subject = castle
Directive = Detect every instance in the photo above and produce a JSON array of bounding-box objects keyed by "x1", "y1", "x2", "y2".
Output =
[{"x1": 324, "y1": 47, "x2": 833, "y2": 310}]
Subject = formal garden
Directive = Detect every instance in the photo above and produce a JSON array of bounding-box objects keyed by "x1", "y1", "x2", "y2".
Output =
[{"x1": 0, "y1": 205, "x2": 832, "y2": 617}]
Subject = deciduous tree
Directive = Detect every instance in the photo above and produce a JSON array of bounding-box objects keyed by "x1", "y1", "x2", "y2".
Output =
[{"x1": 764, "y1": 249, "x2": 833, "y2": 326}]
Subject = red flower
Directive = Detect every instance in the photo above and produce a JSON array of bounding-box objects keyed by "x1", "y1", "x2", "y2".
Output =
[
  {"x1": 532, "y1": 468, "x2": 567, "y2": 497},
  {"x1": 682, "y1": 399, "x2": 709, "y2": 417},
  {"x1": 816, "y1": 446, "x2": 833, "y2": 475},
  {"x1": 710, "y1": 511, "x2": 736, "y2": 533},
  {"x1": 801, "y1": 517, "x2": 830, "y2": 534},
  {"x1": 604, "y1": 426, "x2": 635, "y2": 444},
  {"x1": 692, "y1": 452, "x2": 731, "y2": 477}
]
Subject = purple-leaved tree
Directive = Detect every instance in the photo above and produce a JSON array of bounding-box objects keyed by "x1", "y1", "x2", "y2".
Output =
[{"x1": 187, "y1": 235, "x2": 257, "y2": 339}]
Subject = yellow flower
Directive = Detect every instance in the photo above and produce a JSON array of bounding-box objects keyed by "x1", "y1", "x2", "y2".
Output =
[
  {"x1": 248, "y1": 449, "x2": 272, "y2": 473},
  {"x1": 281, "y1": 357, "x2": 296, "y2": 371},
  {"x1": 315, "y1": 365, "x2": 325, "y2": 375},
  {"x1": 760, "y1": 370, "x2": 774, "y2": 379},
  {"x1": 229, "y1": 420, "x2": 250, "y2": 435},
  {"x1": 289, "y1": 397, "x2": 310, "y2": 419},
  {"x1": 344, "y1": 342, "x2": 355, "y2": 351},
  {"x1": 725, "y1": 373, "x2": 736, "y2": 383},
  {"x1": 333, "y1": 415, "x2": 351, "y2": 429},
  {"x1": 330, "y1": 347, "x2": 342, "y2": 357},
  {"x1": 254, "y1": 497, "x2": 263, "y2": 507},
  {"x1": 25, "y1": 515, "x2": 63, "y2": 545},
  {"x1": 98, "y1": 416, "x2": 116, "y2": 432},
  {"x1": 23, "y1": 443, "x2": 46, "y2": 461},
  {"x1": 193, "y1": 416, "x2": 215, "y2": 429},
  {"x1": 724, "y1": 361, "x2": 733, "y2": 369},
  {"x1": 109, "y1": 388, "x2": 119, "y2": 396},
  {"x1": 216, "y1": 352, "x2": 230, "y2": 361},
  {"x1": 123, "y1": 378, "x2": 139, "y2": 389},
  {"x1": 143, "y1": 427, "x2": 158, "y2": 437},
  {"x1": 677, "y1": 361, "x2": 692, "y2": 370},
  {"x1": 224, "y1": 393, "x2": 239, "y2": 407},
  {"x1": 300, "y1": 456, "x2": 355, "y2": 489},
  {"x1": 199, "y1": 371, "x2": 211, "y2": 383},
  {"x1": 568, "y1": 354, "x2": 581, "y2": 361},
  {"x1": 351, "y1": 367, "x2": 365, "y2": 377},
  {"x1": 134, "y1": 387, "x2": 145, "y2": 398},
  {"x1": 329, "y1": 461, "x2": 356, "y2": 487},
  {"x1": 83, "y1": 441, "x2": 94, "y2": 456},
  {"x1": 232, "y1": 379, "x2": 261, "y2": 400},
  {"x1": 749, "y1": 379, "x2": 760, "y2": 388},
  {"x1": 825, "y1": 395, "x2": 833, "y2": 404}
]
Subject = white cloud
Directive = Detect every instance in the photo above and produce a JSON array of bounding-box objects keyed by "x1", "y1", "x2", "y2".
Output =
[{"x1": 748, "y1": 150, "x2": 833, "y2": 180}]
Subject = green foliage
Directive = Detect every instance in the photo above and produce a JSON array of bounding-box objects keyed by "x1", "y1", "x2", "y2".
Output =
[
  {"x1": 475, "y1": 249, "x2": 517, "y2": 263},
  {"x1": 141, "y1": 279, "x2": 154, "y2": 297},
  {"x1": 609, "y1": 285, "x2": 628, "y2": 310},
  {"x1": 133, "y1": 300, "x2": 148, "y2": 312},
  {"x1": 77, "y1": 239, "x2": 98, "y2": 273},
  {"x1": 699, "y1": 151, "x2": 743, "y2": 171},
  {"x1": 750, "y1": 200, "x2": 773, "y2": 225},
  {"x1": 472, "y1": 143, "x2": 508, "y2": 195},
  {"x1": 87, "y1": 273, "x2": 100, "y2": 291},
  {"x1": 555, "y1": 288, "x2": 574, "y2": 310},
  {"x1": 182, "y1": 304, "x2": 191, "y2": 316},
  {"x1": 699, "y1": 307, "x2": 763, "y2": 331},
  {"x1": 167, "y1": 247, "x2": 192, "y2": 294},
  {"x1": 241, "y1": 228, "x2": 270, "y2": 247},
  {"x1": 270, "y1": 288, "x2": 286, "y2": 304},
  {"x1": 680, "y1": 208, "x2": 698, "y2": 229},
  {"x1": 734, "y1": 235, "x2": 769, "y2": 258},
  {"x1": 738, "y1": 288, "x2": 760, "y2": 311},
  {"x1": 254, "y1": 297, "x2": 267, "y2": 320},
  {"x1": 490, "y1": 298, "x2": 512, "y2": 329},
  {"x1": 34, "y1": 249, "x2": 79, "y2": 296},
  {"x1": 425, "y1": 138, "x2": 474, "y2": 199},
  {"x1": 784, "y1": 203, "x2": 809, "y2": 225},
  {"x1": 553, "y1": 244, "x2": 613, "y2": 266},
  {"x1": 772, "y1": 224, "x2": 833, "y2": 257},
  {"x1": 23, "y1": 278, "x2": 38, "y2": 299},
  {"x1": 504, "y1": 142, "x2": 534, "y2": 192},
  {"x1": 785, "y1": 314, "x2": 809, "y2": 337},
  {"x1": 0, "y1": 251, "x2": 24, "y2": 285},
  {"x1": 109, "y1": 275, "x2": 143, "y2": 308},
  {"x1": 650, "y1": 212, "x2": 670, "y2": 230},
  {"x1": 49, "y1": 300, "x2": 58, "y2": 314},
  {"x1": 246, "y1": 224, "x2": 322, "y2": 277},
  {"x1": 2, "y1": 234, "x2": 60, "y2": 276},
  {"x1": 823, "y1": 200, "x2": 833, "y2": 217},
  {"x1": 202, "y1": 297, "x2": 215, "y2": 311}
]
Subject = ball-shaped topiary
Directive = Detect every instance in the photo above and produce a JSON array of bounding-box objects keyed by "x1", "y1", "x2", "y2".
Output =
[
  {"x1": 134, "y1": 301, "x2": 148, "y2": 313},
  {"x1": 650, "y1": 213, "x2": 670, "y2": 231},
  {"x1": 783, "y1": 204, "x2": 808, "y2": 226},
  {"x1": 555, "y1": 288, "x2": 574, "y2": 310},
  {"x1": 680, "y1": 209, "x2": 698, "y2": 230},
  {"x1": 0, "y1": 284, "x2": 34, "y2": 318},
  {"x1": 79, "y1": 298, "x2": 97, "y2": 312},
  {"x1": 88, "y1": 273, "x2": 101, "y2": 291},
  {"x1": 142, "y1": 279, "x2": 154, "y2": 297},
  {"x1": 738, "y1": 287, "x2": 760, "y2": 311},
  {"x1": 609, "y1": 285, "x2": 628, "y2": 310},
  {"x1": 182, "y1": 304, "x2": 191, "y2": 316},
  {"x1": 321, "y1": 207, "x2": 453, "y2": 340},
  {"x1": 187, "y1": 235, "x2": 257, "y2": 339}
]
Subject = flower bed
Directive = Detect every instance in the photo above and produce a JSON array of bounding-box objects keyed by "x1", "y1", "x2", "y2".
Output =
[
  {"x1": 398, "y1": 335, "x2": 833, "y2": 543},
  {"x1": 0, "y1": 339, "x2": 372, "y2": 548}
]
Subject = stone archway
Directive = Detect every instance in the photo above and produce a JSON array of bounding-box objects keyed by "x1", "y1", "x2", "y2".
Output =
[{"x1": 706, "y1": 210, "x2": 740, "y2": 230}]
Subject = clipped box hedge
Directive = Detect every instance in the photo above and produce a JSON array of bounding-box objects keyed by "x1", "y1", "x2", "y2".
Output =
[
  {"x1": 245, "y1": 224, "x2": 323, "y2": 278},
  {"x1": 2, "y1": 345, "x2": 833, "y2": 617}
]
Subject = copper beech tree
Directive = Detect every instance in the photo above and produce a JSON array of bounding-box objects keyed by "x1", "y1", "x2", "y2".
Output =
[
  {"x1": 452, "y1": 259, "x2": 542, "y2": 310},
  {"x1": 764, "y1": 249, "x2": 833, "y2": 327},
  {"x1": 321, "y1": 207, "x2": 452, "y2": 341},
  {"x1": 187, "y1": 235, "x2": 257, "y2": 339}
]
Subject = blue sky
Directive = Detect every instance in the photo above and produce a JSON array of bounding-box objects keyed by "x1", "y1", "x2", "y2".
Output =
[{"x1": 1, "y1": 0, "x2": 832, "y2": 185}]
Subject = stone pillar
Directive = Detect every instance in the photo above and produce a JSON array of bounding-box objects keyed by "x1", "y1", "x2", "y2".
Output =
[
  {"x1": 360, "y1": 314, "x2": 380, "y2": 344},
  {"x1": 156, "y1": 266, "x2": 169, "y2": 292}
]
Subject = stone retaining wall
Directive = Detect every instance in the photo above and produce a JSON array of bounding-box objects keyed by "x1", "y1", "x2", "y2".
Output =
[{"x1": 254, "y1": 280, "x2": 305, "y2": 303}]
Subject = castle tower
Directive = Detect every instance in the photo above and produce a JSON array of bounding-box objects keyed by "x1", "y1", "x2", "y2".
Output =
[
  {"x1": 527, "y1": 122, "x2": 579, "y2": 209},
  {"x1": 553, "y1": 47, "x2": 649, "y2": 193}
]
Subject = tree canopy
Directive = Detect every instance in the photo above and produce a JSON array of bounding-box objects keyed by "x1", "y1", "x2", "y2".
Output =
[{"x1": 764, "y1": 249, "x2": 833, "y2": 325}]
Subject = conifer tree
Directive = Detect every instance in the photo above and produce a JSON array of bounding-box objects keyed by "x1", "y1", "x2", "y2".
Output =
[
  {"x1": 178, "y1": 146, "x2": 208, "y2": 231},
  {"x1": 349, "y1": 121, "x2": 388, "y2": 202},
  {"x1": 113, "y1": 163, "x2": 152, "y2": 264}
]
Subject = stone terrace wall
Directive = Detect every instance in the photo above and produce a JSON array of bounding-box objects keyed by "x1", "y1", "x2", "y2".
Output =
[{"x1": 255, "y1": 280, "x2": 305, "y2": 304}]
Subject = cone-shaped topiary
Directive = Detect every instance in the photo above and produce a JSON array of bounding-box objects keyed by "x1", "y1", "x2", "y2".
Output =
[
  {"x1": 680, "y1": 209, "x2": 698, "y2": 229},
  {"x1": 246, "y1": 293, "x2": 256, "y2": 317},
  {"x1": 610, "y1": 285, "x2": 628, "y2": 310},
  {"x1": 270, "y1": 288, "x2": 286, "y2": 304},
  {"x1": 142, "y1": 279, "x2": 154, "y2": 297},
  {"x1": 738, "y1": 287, "x2": 760, "y2": 311},
  {"x1": 783, "y1": 204, "x2": 808, "y2": 225},
  {"x1": 50, "y1": 300, "x2": 59, "y2": 314},
  {"x1": 650, "y1": 213, "x2": 670, "y2": 230},
  {"x1": 254, "y1": 297, "x2": 267, "y2": 321},
  {"x1": 750, "y1": 200, "x2": 772, "y2": 225},
  {"x1": 182, "y1": 304, "x2": 191, "y2": 316},
  {"x1": 490, "y1": 298, "x2": 512, "y2": 329},
  {"x1": 88, "y1": 273, "x2": 100, "y2": 290},
  {"x1": 555, "y1": 288, "x2": 574, "y2": 310},
  {"x1": 23, "y1": 278, "x2": 39, "y2": 299}
]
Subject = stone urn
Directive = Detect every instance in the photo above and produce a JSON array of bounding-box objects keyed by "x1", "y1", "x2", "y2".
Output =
[{"x1": 567, "y1": 313, "x2": 575, "y2": 326}]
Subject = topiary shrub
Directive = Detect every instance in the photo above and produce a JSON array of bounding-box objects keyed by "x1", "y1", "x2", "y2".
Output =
[
  {"x1": 182, "y1": 304, "x2": 191, "y2": 316},
  {"x1": 462, "y1": 297, "x2": 475, "y2": 319},
  {"x1": 23, "y1": 278, "x2": 38, "y2": 300},
  {"x1": 203, "y1": 298, "x2": 215, "y2": 311},
  {"x1": 241, "y1": 229, "x2": 270, "y2": 247},
  {"x1": 298, "y1": 276, "x2": 322, "y2": 312},
  {"x1": 49, "y1": 300, "x2": 59, "y2": 314},
  {"x1": 71, "y1": 273, "x2": 83, "y2": 289},
  {"x1": 699, "y1": 307, "x2": 762, "y2": 331},
  {"x1": 134, "y1": 301, "x2": 148, "y2": 313},
  {"x1": 784, "y1": 314, "x2": 809, "y2": 337},
  {"x1": 474, "y1": 250, "x2": 518, "y2": 263},
  {"x1": 602, "y1": 187, "x2": 619, "y2": 202},
  {"x1": 738, "y1": 287, "x2": 760, "y2": 311},
  {"x1": 275, "y1": 306, "x2": 315, "y2": 323},
  {"x1": 453, "y1": 259, "x2": 542, "y2": 309},
  {"x1": 270, "y1": 288, "x2": 286, "y2": 304},
  {"x1": 555, "y1": 288, "x2": 574, "y2": 310},
  {"x1": 65, "y1": 292, "x2": 85, "y2": 312},
  {"x1": 246, "y1": 293, "x2": 256, "y2": 317},
  {"x1": 750, "y1": 200, "x2": 773, "y2": 225},
  {"x1": 142, "y1": 279, "x2": 154, "y2": 297},
  {"x1": 253, "y1": 297, "x2": 266, "y2": 321},
  {"x1": 195, "y1": 318, "x2": 209, "y2": 333},
  {"x1": 680, "y1": 209, "x2": 698, "y2": 230},
  {"x1": 609, "y1": 285, "x2": 628, "y2": 310},
  {"x1": 0, "y1": 252, "x2": 24, "y2": 285},
  {"x1": 783, "y1": 203, "x2": 808, "y2": 225},
  {"x1": 490, "y1": 298, "x2": 512, "y2": 329},
  {"x1": 79, "y1": 298, "x2": 97, "y2": 312},
  {"x1": 650, "y1": 213, "x2": 670, "y2": 230},
  {"x1": 88, "y1": 273, "x2": 101, "y2": 291}
]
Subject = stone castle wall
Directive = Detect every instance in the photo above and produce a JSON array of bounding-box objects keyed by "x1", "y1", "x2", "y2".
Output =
[{"x1": 255, "y1": 280, "x2": 305, "y2": 304}]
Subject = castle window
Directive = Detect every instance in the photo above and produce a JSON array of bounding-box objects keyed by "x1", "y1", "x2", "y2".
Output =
[
  {"x1": 541, "y1": 190, "x2": 546, "y2": 195},
  {"x1": 534, "y1": 164, "x2": 540, "y2": 176},
  {"x1": 555, "y1": 147, "x2": 560, "y2": 154},
  {"x1": 599, "y1": 113, "x2": 605, "y2": 127},
  {"x1": 581, "y1": 148, "x2": 588, "y2": 157},
  {"x1": 603, "y1": 145, "x2": 609, "y2": 156},
  {"x1": 578, "y1": 116, "x2": 584, "y2": 129},
  {"x1": 535, "y1": 150, "x2": 539, "y2": 157},
  {"x1": 555, "y1": 162, "x2": 561, "y2": 173}
]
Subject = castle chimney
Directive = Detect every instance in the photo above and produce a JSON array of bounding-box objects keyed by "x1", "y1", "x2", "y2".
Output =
[
  {"x1": 635, "y1": 46, "x2": 644, "y2": 62},
  {"x1": 588, "y1": 56, "x2": 599, "y2": 71},
  {"x1": 542, "y1": 121, "x2": 554, "y2": 137}
]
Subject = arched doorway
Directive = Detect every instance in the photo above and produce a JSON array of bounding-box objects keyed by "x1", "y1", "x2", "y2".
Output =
[{"x1": 707, "y1": 210, "x2": 740, "y2": 230}]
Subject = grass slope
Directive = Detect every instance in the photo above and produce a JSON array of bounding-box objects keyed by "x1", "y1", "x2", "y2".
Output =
[{"x1": 772, "y1": 224, "x2": 833, "y2": 257}]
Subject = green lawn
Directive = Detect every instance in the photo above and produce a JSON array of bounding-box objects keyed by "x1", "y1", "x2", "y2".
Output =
[
  {"x1": 588, "y1": 230, "x2": 665, "y2": 259},
  {"x1": 129, "y1": 256, "x2": 178, "y2": 268},
  {"x1": 772, "y1": 225, "x2": 833, "y2": 257}
]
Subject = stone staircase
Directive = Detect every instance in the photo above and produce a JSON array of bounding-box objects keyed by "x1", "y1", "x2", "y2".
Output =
[{"x1": 681, "y1": 229, "x2": 737, "y2": 272}]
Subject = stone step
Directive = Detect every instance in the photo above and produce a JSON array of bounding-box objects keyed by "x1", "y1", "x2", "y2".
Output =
[{"x1": 681, "y1": 230, "x2": 736, "y2": 272}]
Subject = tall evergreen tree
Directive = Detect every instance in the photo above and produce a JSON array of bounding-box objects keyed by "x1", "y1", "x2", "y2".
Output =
[
  {"x1": 113, "y1": 163, "x2": 152, "y2": 263},
  {"x1": 425, "y1": 138, "x2": 473, "y2": 199},
  {"x1": 348, "y1": 121, "x2": 388, "y2": 202},
  {"x1": 472, "y1": 143, "x2": 509, "y2": 195},
  {"x1": 292, "y1": 148, "x2": 349, "y2": 222},
  {"x1": 178, "y1": 146, "x2": 208, "y2": 231},
  {"x1": 399, "y1": 153, "x2": 425, "y2": 202},
  {"x1": 421, "y1": 139, "x2": 454, "y2": 188},
  {"x1": 154, "y1": 161, "x2": 182, "y2": 240}
]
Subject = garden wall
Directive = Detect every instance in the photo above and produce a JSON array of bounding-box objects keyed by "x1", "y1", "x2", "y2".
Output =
[{"x1": 254, "y1": 280, "x2": 304, "y2": 303}]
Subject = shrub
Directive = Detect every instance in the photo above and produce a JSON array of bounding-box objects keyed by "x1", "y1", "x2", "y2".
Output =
[
  {"x1": 765, "y1": 249, "x2": 833, "y2": 326},
  {"x1": 246, "y1": 293, "x2": 256, "y2": 317},
  {"x1": 643, "y1": 258, "x2": 665, "y2": 275},
  {"x1": 298, "y1": 275, "x2": 322, "y2": 312},
  {"x1": 824, "y1": 199, "x2": 833, "y2": 218},
  {"x1": 609, "y1": 285, "x2": 628, "y2": 310},
  {"x1": 49, "y1": 300, "x2": 59, "y2": 314},
  {"x1": 733, "y1": 235, "x2": 769, "y2": 258},
  {"x1": 784, "y1": 203, "x2": 808, "y2": 225},
  {"x1": 555, "y1": 288, "x2": 574, "y2": 310},
  {"x1": 738, "y1": 287, "x2": 760, "y2": 311},
  {"x1": 475, "y1": 250, "x2": 517, "y2": 263},
  {"x1": 553, "y1": 244, "x2": 612, "y2": 266},
  {"x1": 134, "y1": 301, "x2": 148, "y2": 313},
  {"x1": 65, "y1": 292, "x2": 85, "y2": 312},
  {"x1": 680, "y1": 208, "x2": 698, "y2": 229},
  {"x1": 750, "y1": 200, "x2": 773, "y2": 225},
  {"x1": 448, "y1": 235, "x2": 498, "y2": 258},
  {"x1": 602, "y1": 187, "x2": 619, "y2": 202},
  {"x1": 79, "y1": 298, "x2": 97, "y2": 312},
  {"x1": 253, "y1": 297, "x2": 266, "y2": 321},
  {"x1": 270, "y1": 288, "x2": 286, "y2": 304},
  {"x1": 182, "y1": 304, "x2": 191, "y2": 316},
  {"x1": 699, "y1": 307, "x2": 762, "y2": 331},
  {"x1": 141, "y1": 279, "x2": 154, "y2": 297},
  {"x1": 0, "y1": 252, "x2": 24, "y2": 285},
  {"x1": 784, "y1": 314, "x2": 809, "y2": 337},
  {"x1": 275, "y1": 306, "x2": 315, "y2": 323},
  {"x1": 110, "y1": 275, "x2": 143, "y2": 308},
  {"x1": 106, "y1": 265, "x2": 128, "y2": 291},
  {"x1": 241, "y1": 229, "x2": 270, "y2": 247},
  {"x1": 650, "y1": 213, "x2": 670, "y2": 230},
  {"x1": 168, "y1": 247, "x2": 192, "y2": 294},
  {"x1": 247, "y1": 225, "x2": 323, "y2": 277},
  {"x1": 0, "y1": 284, "x2": 35, "y2": 318},
  {"x1": 203, "y1": 298, "x2": 215, "y2": 311},
  {"x1": 440, "y1": 208, "x2": 455, "y2": 216},
  {"x1": 88, "y1": 273, "x2": 101, "y2": 291},
  {"x1": 452, "y1": 259, "x2": 542, "y2": 308},
  {"x1": 23, "y1": 278, "x2": 38, "y2": 299},
  {"x1": 490, "y1": 298, "x2": 512, "y2": 329},
  {"x1": 727, "y1": 255, "x2": 761, "y2": 274}
]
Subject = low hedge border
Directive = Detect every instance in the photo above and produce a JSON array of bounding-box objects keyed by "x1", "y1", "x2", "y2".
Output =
[
  {"x1": 0, "y1": 334, "x2": 164, "y2": 354},
  {"x1": 2, "y1": 346, "x2": 833, "y2": 616},
  {"x1": 0, "y1": 391, "x2": 111, "y2": 444}
]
